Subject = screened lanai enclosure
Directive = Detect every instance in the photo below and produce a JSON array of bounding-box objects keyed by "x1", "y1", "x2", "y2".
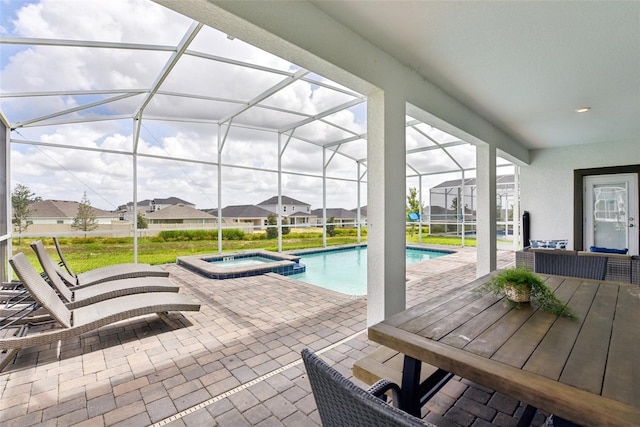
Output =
[
  {"x1": 427, "y1": 175, "x2": 517, "y2": 239},
  {"x1": 0, "y1": 0, "x2": 518, "y2": 280}
]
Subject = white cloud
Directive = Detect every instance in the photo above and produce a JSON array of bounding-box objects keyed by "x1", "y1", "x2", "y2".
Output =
[{"x1": 4, "y1": 0, "x2": 480, "y2": 215}]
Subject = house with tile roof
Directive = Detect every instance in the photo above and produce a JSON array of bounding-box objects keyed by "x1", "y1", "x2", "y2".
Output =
[
  {"x1": 28, "y1": 200, "x2": 119, "y2": 225},
  {"x1": 119, "y1": 197, "x2": 195, "y2": 213},
  {"x1": 149, "y1": 197, "x2": 195, "y2": 212},
  {"x1": 257, "y1": 195, "x2": 316, "y2": 226},
  {"x1": 205, "y1": 198, "x2": 319, "y2": 230},
  {"x1": 211, "y1": 204, "x2": 276, "y2": 229},
  {"x1": 145, "y1": 204, "x2": 216, "y2": 225},
  {"x1": 257, "y1": 195, "x2": 311, "y2": 216},
  {"x1": 14, "y1": 199, "x2": 125, "y2": 235},
  {"x1": 311, "y1": 208, "x2": 360, "y2": 227},
  {"x1": 117, "y1": 196, "x2": 197, "y2": 222}
]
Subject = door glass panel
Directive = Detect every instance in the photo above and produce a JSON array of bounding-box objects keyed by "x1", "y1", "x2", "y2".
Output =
[{"x1": 592, "y1": 183, "x2": 627, "y2": 249}]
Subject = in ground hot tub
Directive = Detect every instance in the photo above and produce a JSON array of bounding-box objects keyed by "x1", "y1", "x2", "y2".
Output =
[{"x1": 177, "y1": 250, "x2": 305, "y2": 279}]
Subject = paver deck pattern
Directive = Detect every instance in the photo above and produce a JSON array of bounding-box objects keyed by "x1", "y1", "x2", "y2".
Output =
[{"x1": 0, "y1": 246, "x2": 549, "y2": 427}]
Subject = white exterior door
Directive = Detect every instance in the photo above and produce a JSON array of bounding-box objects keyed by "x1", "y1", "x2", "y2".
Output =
[{"x1": 584, "y1": 173, "x2": 638, "y2": 255}]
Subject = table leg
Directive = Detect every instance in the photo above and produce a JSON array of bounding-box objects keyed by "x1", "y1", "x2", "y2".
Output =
[
  {"x1": 401, "y1": 355, "x2": 422, "y2": 417},
  {"x1": 516, "y1": 404, "x2": 537, "y2": 427}
]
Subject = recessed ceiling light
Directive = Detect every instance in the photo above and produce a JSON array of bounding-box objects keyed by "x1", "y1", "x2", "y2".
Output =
[{"x1": 575, "y1": 107, "x2": 591, "y2": 113}]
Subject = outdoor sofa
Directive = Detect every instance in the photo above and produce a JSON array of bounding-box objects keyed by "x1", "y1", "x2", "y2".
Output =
[{"x1": 516, "y1": 247, "x2": 640, "y2": 284}]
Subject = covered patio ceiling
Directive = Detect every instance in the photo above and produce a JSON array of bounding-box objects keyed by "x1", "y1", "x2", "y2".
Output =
[
  {"x1": 0, "y1": 0, "x2": 510, "y2": 212},
  {"x1": 309, "y1": 1, "x2": 640, "y2": 150}
]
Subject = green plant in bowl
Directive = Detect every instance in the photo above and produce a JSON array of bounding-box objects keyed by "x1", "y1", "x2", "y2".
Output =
[{"x1": 480, "y1": 267, "x2": 576, "y2": 319}]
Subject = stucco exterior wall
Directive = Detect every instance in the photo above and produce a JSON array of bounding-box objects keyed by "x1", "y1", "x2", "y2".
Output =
[
  {"x1": 520, "y1": 138, "x2": 640, "y2": 249},
  {"x1": 30, "y1": 218, "x2": 117, "y2": 225}
]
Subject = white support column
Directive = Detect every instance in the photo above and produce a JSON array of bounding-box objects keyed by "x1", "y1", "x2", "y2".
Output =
[
  {"x1": 357, "y1": 162, "x2": 362, "y2": 243},
  {"x1": 277, "y1": 131, "x2": 295, "y2": 251},
  {"x1": 277, "y1": 133, "x2": 283, "y2": 252},
  {"x1": 461, "y1": 170, "x2": 466, "y2": 247},
  {"x1": 427, "y1": 188, "x2": 432, "y2": 236},
  {"x1": 418, "y1": 175, "x2": 423, "y2": 243},
  {"x1": 132, "y1": 118, "x2": 141, "y2": 263},
  {"x1": 322, "y1": 147, "x2": 327, "y2": 248},
  {"x1": 1, "y1": 119, "x2": 10, "y2": 281},
  {"x1": 476, "y1": 143, "x2": 497, "y2": 276},
  {"x1": 217, "y1": 125, "x2": 223, "y2": 253},
  {"x1": 513, "y1": 165, "x2": 520, "y2": 250},
  {"x1": 367, "y1": 90, "x2": 406, "y2": 326}
]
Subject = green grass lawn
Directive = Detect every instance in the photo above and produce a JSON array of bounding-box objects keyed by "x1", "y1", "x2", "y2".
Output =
[{"x1": 12, "y1": 229, "x2": 474, "y2": 274}]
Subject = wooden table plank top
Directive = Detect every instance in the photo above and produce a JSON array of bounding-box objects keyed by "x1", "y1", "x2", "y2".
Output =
[
  {"x1": 368, "y1": 274, "x2": 640, "y2": 427},
  {"x1": 560, "y1": 283, "x2": 617, "y2": 394},
  {"x1": 603, "y1": 285, "x2": 640, "y2": 407},
  {"x1": 522, "y1": 280, "x2": 598, "y2": 380}
]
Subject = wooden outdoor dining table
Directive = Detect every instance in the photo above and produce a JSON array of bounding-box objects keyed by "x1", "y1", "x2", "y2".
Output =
[{"x1": 368, "y1": 274, "x2": 640, "y2": 426}]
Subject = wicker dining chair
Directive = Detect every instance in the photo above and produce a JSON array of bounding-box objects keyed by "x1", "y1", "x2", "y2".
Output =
[{"x1": 301, "y1": 348, "x2": 433, "y2": 427}]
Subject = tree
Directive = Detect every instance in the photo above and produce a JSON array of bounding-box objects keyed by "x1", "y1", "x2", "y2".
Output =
[
  {"x1": 266, "y1": 213, "x2": 290, "y2": 238},
  {"x1": 406, "y1": 187, "x2": 424, "y2": 215},
  {"x1": 326, "y1": 216, "x2": 336, "y2": 237},
  {"x1": 11, "y1": 184, "x2": 37, "y2": 243},
  {"x1": 266, "y1": 213, "x2": 278, "y2": 239},
  {"x1": 281, "y1": 216, "x2": 290, "y2": 235},
  {"x1": 451, "y1": 197, "x2": 469, "y2": 216},
  {"x1": 136, "y1": 212, "x2": 148, "y2": 229},
  {"x1": 71, "y1": 192, "x2": 99, "y2": 236}
]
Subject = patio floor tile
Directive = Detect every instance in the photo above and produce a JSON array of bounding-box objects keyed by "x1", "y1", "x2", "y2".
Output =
[{"x1": 0, "y1": 245, "x2": 559, "y2": 426}]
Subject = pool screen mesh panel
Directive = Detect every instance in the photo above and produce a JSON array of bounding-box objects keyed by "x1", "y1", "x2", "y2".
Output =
[
  {"x1": 428, "y1": 175, "x2": 516, "y2": 236},
  {"x1": 0, "y1": 0, "x2": 475, "y2": 188}
]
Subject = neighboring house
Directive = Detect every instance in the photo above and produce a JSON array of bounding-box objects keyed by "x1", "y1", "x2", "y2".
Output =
[
  {"x1": 207, "y1": 203, "x2": 316, "y2": 230},
  {"x1": 118, "y1": 197, "x2": 196, "y2": 221},
  {"x1": 149, "y1": 197, "x2": 195, "y2": 212},
  {"x1": 430, "y1": 175, "x2": 515, "y2": 223},
  {"x1": 145, "y1": 204, "x2": 216, "y2": 225},
  {"x1": 119, "y1": 197, "x2": 195, "y2": 213},
  {"x1": 257, "y1": 195, "x2": 311, "y2": 216},
  {"x1": 27, "y1": 200, "x2": 119, "y2": 225},
  {"x1": 351, "y1": 205, "x2": 368, "y2": 220},
  {"x1": 256, "y1": 195, "x2": 317, "y2": 226},
  {"x1": 312, "y1": 208, "x2": 360, "y2": 227},
  {"x1": 117, "y1": 199, "x2": 152, "y2": 221},
  {"x1": 217, "y1": 205, "x2": 275, "y2": 229},
  {"x1": 287, "y1": 211, "x2": 317, "y2": 226}
]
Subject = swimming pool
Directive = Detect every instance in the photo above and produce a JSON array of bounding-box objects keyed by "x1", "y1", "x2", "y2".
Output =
[{"x1": 289, "y1": 246, "x2": 451, "y2": 295}]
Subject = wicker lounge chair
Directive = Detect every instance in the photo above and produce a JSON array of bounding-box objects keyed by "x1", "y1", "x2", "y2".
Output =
[
  {"x1": 30, "y1": 241, "x2": 180, "y2": 308},
  {"x1": 0, "y1": 253, "x2": 200, "y2": 369},
  {"x1": 301, "y1": 349, "x2": 433, "y2": 427},
  {"x1": 33, "y1": 240, "x2": 169, "y2": 288}
]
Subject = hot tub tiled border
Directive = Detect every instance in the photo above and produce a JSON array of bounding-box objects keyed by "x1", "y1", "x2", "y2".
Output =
[{"x1": 177, "y1": 250, "x2": 305, "y2": 279}]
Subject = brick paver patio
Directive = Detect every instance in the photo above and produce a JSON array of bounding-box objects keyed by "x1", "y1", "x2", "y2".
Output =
[{"x1": 1, "y1": 246, "x2": 552, "y2": 426}]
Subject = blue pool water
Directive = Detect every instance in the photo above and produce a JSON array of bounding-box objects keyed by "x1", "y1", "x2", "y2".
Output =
[{"x1": 290, "y1": 246, "x2": 450, "y2": 295}]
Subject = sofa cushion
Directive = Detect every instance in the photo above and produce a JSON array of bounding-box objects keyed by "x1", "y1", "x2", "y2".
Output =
[
  {"x1": 578, "y1": 251, "x2": 631, "y2": 260},
  {"x1": 589, "y1": 246, "x2": 628, "y2": 255}
]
